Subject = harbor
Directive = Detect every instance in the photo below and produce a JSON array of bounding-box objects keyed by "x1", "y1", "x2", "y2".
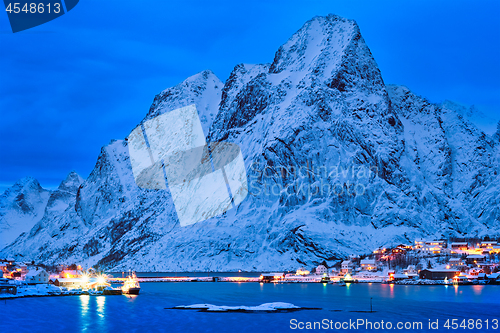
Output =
[{"x1": 2, "y1": 237, "x2": 500, "y2": 300}]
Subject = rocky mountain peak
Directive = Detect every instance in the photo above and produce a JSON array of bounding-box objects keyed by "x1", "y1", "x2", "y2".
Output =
[
  {"x1": 0, "y1": 177, "x2": 51, "y2": 249},
  {"x1": 270, "y1": 14, "x2": 357, "y2": 74},
  {"x1": 0, "y1": 177, "x2": 47, "y2": 209},
  {"x1": 144, "y1": 69, "x2": 223, "y2": 136},
  {"x1": 58, "y1": 171, "x2": 84, "y2": 193},
  {"x1": 5, "y1": 177, "x2": 43, "y2": 195}
]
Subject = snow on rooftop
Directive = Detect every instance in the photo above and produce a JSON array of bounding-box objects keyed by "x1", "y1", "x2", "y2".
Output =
[
  {"x1": 25, "y1": 270, "x2": 46, "y2": 277},
  {"x1": 360, "y1": 259, "x2": 376, "y2": 264}
]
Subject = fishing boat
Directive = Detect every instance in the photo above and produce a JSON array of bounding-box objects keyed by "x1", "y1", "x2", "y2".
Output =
[
  {"x1": 103, "y1": 286, "x2": 122, "y2": 295},
  {"x1": 321, "y1": 275, "x2": 331, "y2": 283},
  {"x1": 452, "y1": 275, "x2": 472, "y2": 285},
  {"x1": 342, "y1": 273, "x2": 357, "y2": 283},
  {"x1": 122, "y1": 273, "x2": 141, "y2": 295}
]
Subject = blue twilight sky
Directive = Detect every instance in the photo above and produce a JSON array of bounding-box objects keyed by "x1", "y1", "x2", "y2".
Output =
[{"x1": 0, "y1": 0, "x2": 499, "y2": 193}]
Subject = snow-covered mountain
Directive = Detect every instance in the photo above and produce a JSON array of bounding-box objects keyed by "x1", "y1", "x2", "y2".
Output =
[
  {"x1": 0, "y1": 172, "x2": 84, "y2": 250},
  {"x1": 0, "y1": 177, "x2": 51, "y2": 249},
  {"x1": 1, "y1": 14, "x2": 499, "y2": 271}
]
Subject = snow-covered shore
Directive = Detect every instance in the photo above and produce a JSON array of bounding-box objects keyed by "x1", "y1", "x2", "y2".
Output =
[
  {"x1": 172, "y1": 302, "x2": 312, "y2": 313},
  {"x1": 0, "y1": 284, "x2": 102, "y2": 299}
]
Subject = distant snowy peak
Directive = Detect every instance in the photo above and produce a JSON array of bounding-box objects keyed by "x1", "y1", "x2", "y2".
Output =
[
  {"x1": 57, "y1": 171, "x2": 84, "y2": 194},
  {"x1": 0, "y1": 177, "x2": 49, "y2": 214},
  {"x1": 0, "y1": 172, "x2": 84, "y2": 250},
  {"x1": 388, "y1": 85, "x2": 499, "y2": 138},
  {"x1": 144, "y1": 69, "x2": 223, "y2": 136},
  {"x1": 441, "y1": 100, "x2": 499, "y2": 136},
  {"x1": 0, "y1": 177, "x2": 51, "y2": 249},
  {"x1": 45, "y1": 171, "x2": 84, "y2": 215}
]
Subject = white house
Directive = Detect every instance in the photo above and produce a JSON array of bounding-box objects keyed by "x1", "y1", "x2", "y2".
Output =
[
  {"x1": 481, "y1": 241, "x2": 498, "y2": 249},
  {"x1": 466, "y1": 254, "x2": 486, "y2": 265},
  {"x1": 423, "y1": 241, "x2": 446, "y2": 254},
  {"x1": 341, "y1": 260, "x2": 354, "y2": 274},
  {"x1": 450, "y1": 242, "x2": 468, "y2": 251},
  {"x1": 360, "y1": 259, "x2": 377, "y2": 271},
  {"x1": 25, "y1": 268, "x2": 49, "y2": 284},
  {"x1": 449, "y1": 258, "x2": 463, "y2": 268},
  {"x1": 403, "y1": 265, "x2": 417, "y2": 274},
  {"x1": 315, "y1": 265, "x2": 327, "y2": 275}
]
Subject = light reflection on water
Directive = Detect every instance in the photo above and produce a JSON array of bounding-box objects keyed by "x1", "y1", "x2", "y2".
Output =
[
  {"x1": 80, "y1": 295, "x2": 89, "y2": 314},
  {"x1": 472, "y1": 285, "x2": 484, "y2": 295},
  {"x1": 96, "y1": 296, "x2": 106, "y2": 332},
  {"x1": 97, "y1": 296, "x2": 105, "y2": 317},
  {"x1": 80, "y1": 295, "x2": 90, "y2": 331}
]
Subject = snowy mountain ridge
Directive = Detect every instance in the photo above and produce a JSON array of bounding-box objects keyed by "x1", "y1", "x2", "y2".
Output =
[{"x1": 1, "y1": 14, "x2": 499, "y2": 271}]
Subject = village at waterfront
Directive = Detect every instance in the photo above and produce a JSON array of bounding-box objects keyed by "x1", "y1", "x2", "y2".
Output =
[{"x1": 1, "y1": 237, "x2": 500, "y2": 299}]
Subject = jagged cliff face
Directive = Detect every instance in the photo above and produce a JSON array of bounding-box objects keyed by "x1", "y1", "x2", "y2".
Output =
[
  {"x1": 387, "y1": 86, "x2": 500, "y2": 234},
  {"x1": 1, "y1": 14, "x2": 499, "y2": 270}
]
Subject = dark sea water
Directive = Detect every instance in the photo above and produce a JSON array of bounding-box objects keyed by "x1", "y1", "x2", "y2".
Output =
[{"x1": 2, "y1": 282, "x2": 499, "y2": 332}]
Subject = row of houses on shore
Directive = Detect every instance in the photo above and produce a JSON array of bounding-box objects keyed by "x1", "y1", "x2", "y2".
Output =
[
  {"x1": 0, "y1": 259, "x2": 92, "y2": 291},
  {"x1": 1, "y1": 259, "x2": 51, "y2": 284},
  {"x1": 282, "y1": 239, "x2": 500, "y2": 282},
  {"x1": 413, "y1": 240, "x2": 500, "y2": 255}
]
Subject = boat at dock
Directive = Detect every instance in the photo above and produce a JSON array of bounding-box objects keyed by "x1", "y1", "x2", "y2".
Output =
[
  {"x1": 103, "y1": 287, "x2": 122, "y2": 295},
  {"x1": 453, "y1": 275, "x2": 472, "y2": 285},
  {"x1": 122, "y1": 273, "x2": 141, "y2": 295}
]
